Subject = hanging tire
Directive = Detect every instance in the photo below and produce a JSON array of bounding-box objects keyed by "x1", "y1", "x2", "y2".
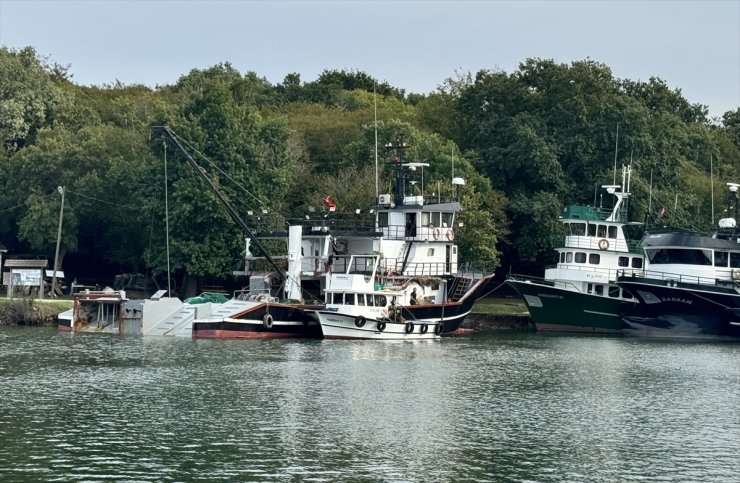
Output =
[
  {"x1": 355, "y1": 316, "x2": 366, "y2": 328},
  {"x1": 405, "y1": 322, "x2": 414, "y2": 334},
  {"x1": 377, "y1": 321, "x2": 386, "y2": 332},
  {"x1": 434, "y1": 322, "x2": 444, "y2": 335},
  {"x1": 420, "y1": 323, "x2": 428, "y2": 334},
  {"x1": 263, "y1": 313, "x2": 273, "y2": 330}
]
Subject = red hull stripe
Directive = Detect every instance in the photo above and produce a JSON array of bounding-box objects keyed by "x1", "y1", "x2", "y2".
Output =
[{"x1": 193, "y1": 329, "x2": 314, "y2": 339}]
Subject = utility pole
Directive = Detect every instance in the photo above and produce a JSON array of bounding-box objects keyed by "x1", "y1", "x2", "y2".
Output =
[{"x1": 51, "y1": 186, "x2": 65, "y2": 298}]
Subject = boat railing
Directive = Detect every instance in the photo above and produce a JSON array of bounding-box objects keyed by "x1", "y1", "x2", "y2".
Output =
[
  {"x1": 618, "y1": 269, "x2": 734, "y2": 289},
  {"x1": 560, "y1": 235, "x2": 641, "y2": 254},
  {"x1": 507, "y1": 273, "x2": 584, "y2": 293}
]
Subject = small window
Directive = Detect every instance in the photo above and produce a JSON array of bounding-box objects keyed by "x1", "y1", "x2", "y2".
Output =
[
  {"x1": 608, "y1": 226, "x2": 617, "y2": 238},
  {"x1": 432, "y1": 212, "x2": 441, "y2": 227},
  {"x1": 366, "y1": 295, "x2": 375, "y2": 306},
  {"x1": 623, "y1": 291, "x2": 634, "y2": 300},
  {"x1": 560, "y1": 252, "x2": 566, "y2": 263},
  {"x1": 587, "y1": 224, "x2": 596, "y2": 236},
  {"x1": 378, "y1": 212, "x2": 389, "y2": 228},
  {"x1": 608, "y1": 286, "x2": 620, "y2": 298},
  {"x1": 597, "y1": 225, "x2": 607, "y2": 237},
  {"x1": 572, "y1": 223, "x2": 586, "y2": 236},
  {"x1": 575, "y1": 252, "x2": 587, "y2": 263},
  {"x1": 589, "y1": 254, "x2": 600, "y2": 264},
  {"x1": 566, "y1": 252, "x2": 573, "y2": 263},
  {"x1": 442, "y1": 213, "x2": 453, "y2": 228},
  {"x1": 587, "y1": 283, "x2": 593, "y2": 294},
  {"x1": 715, "y1": 251, "x2": 729, "y2": 267},
  {"x1": 332, "y1": 293, "x2": 343, "y2": 304},
  {"x1": 345, "y1": 293, "x2": 355, "y2": 305},
  {"x1": 357, "y1": 294, "x2": 365, "y2": 306},
  {"x1": 594, "y1": 285, "x2": 604, "y2": 295},
  {"x1": 375, "y1": 295, "x2": 386, "y2": 306},
  {"x1": 421, "y1": 212, "x2": 431, "y2": 226},
  {"x1": 427, "y1": 248, "x2": 435, "y2": 256},
  {"x1": 631, "y1": 258, "x2": 643, "y2": 269},
  {"x1": 618, "y1": 256, "x2": 629, "y2": 267},
  {"x1": 732, "y1": 253, "x2": 740, "y2": 268}
]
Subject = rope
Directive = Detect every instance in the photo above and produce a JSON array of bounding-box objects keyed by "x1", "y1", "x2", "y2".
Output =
[{"x1": 475, "y1": 279, "x2": 508, "y2": 300}]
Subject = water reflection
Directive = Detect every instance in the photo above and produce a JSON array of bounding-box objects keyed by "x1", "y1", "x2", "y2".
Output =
[{"x1": 0, "y1": 327, "x2": 738, "y2": 481}]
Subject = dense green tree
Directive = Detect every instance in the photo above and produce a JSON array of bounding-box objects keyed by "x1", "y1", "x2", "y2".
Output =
[{"x1": 0, "y1": 46, "x2": 74, "y2": 151}]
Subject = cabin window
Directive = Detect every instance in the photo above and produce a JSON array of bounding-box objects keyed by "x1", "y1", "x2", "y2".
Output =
[
  {"x1": 366, "y1": 295, "x2": 375, "y2": 306},
  {"x1": 345, "y1": 293, "x2": 355, "y2": 305},
  {"x1": 589, "y1": 254, "x2": 600, "y2": 264},
  {"x1": 566, "y1": 252, "x2": 573, "y2": 263},
  {"x1": 731, "y1": 253, "x2": 740, "y2": 268},
  {"x1": 608, "y1": 226, "x2": 617, "y2": 238},
  {"x1": 587, "y1": 283, "x2": 593, "y2": 294},
  {"x1": 571, "y1": 223, "x2": 586, "y2": 236},
  {"x1": 631, "y1": 258, "x2": 643, "y2": 269},
  {"x1": 560, "y1": 252, "x2": 566, "y2": 263},
  {"x1": 623, "y1": 291, "x2": 634, "y2": 300},
  {"x1": 378, "y1": 212, "x2": 389, "y2": 228},
  {"x1": 432, "y1": 212, "x2": 441, "y2": 227},
  {"x1": 715, "y1": 251, "x2": 729, "y2": 267},
  {"x1": 421, "y1": 212, "x2": 431, "y2": 226},
  {"x1": 608, "y1": 286, "x2": 620, "y2": 298},
  {"x1": 442, "y1": 213, "x2": 453, "y2": 228},
  {"x1": 646, "y1": 249, "x2": 711, "y2": 266},
  {"x1": 618, "y1": 256, "x2": 629, "y2": 267},
  {"x1": 597, "y1": 225, "x2": 607, "y2": 238},
  {"x1": 594, "y1": 285, "x2": 604, "y2": 296},
  {"x1": 575, "y1": 252, "x2": 587, "y2": 263},
  {"x1": 357, "y1": 294, "x2": 365, "y2": 306},
  {"x1": 427, "y1": 248, "x2": 435, "y2": 256},
  {"x1": 332, "y1": 293, "x2": 343, "y2": 304},
  {"x1": 588, "y1": 224, "x2": 596, "y2": 236},
  {"x1": 375, "y1": 295, "x2": 387, "y2": 306}
]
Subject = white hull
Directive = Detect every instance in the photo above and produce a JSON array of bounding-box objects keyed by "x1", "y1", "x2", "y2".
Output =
[{"x1": 317, "y1": 312, "x2": 441, "y2": 340}]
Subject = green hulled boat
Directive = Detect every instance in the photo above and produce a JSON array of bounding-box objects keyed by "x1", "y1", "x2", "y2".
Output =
[{"x1": 507, "y1": 166, "x2": 644, "y2": 333}]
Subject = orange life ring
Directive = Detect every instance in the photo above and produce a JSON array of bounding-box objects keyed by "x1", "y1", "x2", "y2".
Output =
[
  {"x1": 433, "y1": 228, "x2": 441, "y2": 240},
  {"x1": 598, "y1": 238, "x2": 609, "y2": 250},
  {"x1": 446, "y1": 229, "x2": 454, "y2": 240}
]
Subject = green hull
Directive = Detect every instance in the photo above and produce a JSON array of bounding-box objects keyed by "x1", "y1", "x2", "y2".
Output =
[{"x1": 507, "y1": 279, "x2": 624, "y2": 334}]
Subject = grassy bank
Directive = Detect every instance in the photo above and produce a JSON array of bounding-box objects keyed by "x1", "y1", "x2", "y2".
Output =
[
  {"x1": 0, "y1": 297, "x2": 73, "y2": 326},
  {"x1": 472, "y1": 296, "x2": 527, "y2": 315}
]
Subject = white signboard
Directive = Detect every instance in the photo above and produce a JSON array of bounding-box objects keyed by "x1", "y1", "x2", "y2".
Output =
[{"x1": 11, "y1": 269, "x2": 42, "y2": 286}]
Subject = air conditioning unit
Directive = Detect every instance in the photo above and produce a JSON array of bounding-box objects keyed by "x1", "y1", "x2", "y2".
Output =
[{"x1": 378, "y1": 194, "x2": 392, "y2": 206}]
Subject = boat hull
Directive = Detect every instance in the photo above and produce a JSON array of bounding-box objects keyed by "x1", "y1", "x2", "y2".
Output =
[
  {"x1": 192, "y1": 302, "x2": 322, "y2": 339},
  {"x1": 317, "y1": 311, "x2": 441, "y2": 340},
  {"x1": 507, "y1": 279, "x2": 626, "y2": 334},
  {"x1": 617, "y1": 277, "x2": 740, "y2": 339}
]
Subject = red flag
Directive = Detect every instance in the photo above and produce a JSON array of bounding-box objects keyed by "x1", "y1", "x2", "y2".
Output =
[{"x1": 323, "y1": 196, "x2": 336, "y2": 209}]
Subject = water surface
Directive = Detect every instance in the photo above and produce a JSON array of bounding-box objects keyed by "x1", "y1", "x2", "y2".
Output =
[{"x1": 0, "y1": 327, "x2": 738, "y2": 481}]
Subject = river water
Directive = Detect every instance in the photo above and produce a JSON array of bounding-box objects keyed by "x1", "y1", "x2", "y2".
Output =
[{"x1": 0, "y1": 326, "x2": 738, "y2": 482}]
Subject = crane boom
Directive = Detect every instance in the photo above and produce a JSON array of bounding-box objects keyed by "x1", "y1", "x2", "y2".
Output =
[{"x1": 159, "y1": 126, "x2": 287, "y2": 285}]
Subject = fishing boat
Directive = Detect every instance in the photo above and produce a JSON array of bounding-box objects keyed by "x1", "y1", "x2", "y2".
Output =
[
  {"x1": 616, "y1": 183, "x2": 740, "y2": 339},
  {"x1": 507, "y1": 166, "x2": 644, "y2": 333},
  {"x1": 314, "y1": 136, "x2": 494, "y2": 339}
]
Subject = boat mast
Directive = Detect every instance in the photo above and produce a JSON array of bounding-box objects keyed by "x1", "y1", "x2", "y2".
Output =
[{"x1": 159, "y1": 126, "x2": 287, "y2": 285}]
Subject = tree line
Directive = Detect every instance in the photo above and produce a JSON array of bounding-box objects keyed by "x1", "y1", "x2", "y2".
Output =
[{"x1": 1, "y1": 46, "x2": 738, "y2": 295}]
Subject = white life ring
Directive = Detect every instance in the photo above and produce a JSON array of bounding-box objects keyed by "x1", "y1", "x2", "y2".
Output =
[
  {"x1": 432, "y1": 228, "x2": 441, "y2": 240},
  {"x1": 598, "y1": 238, "x2": 609, "y2": 250},
  {"x1": 446, "y1": 229, "x2": 454, "y2": 240},
  {"x1": 263, "y1": 313, "x2": 274, "y2": 329}
]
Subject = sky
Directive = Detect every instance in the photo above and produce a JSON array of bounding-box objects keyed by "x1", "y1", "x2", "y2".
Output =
[{"x1": 1, "y1": 0, "x2": 738, "y2": 119}]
